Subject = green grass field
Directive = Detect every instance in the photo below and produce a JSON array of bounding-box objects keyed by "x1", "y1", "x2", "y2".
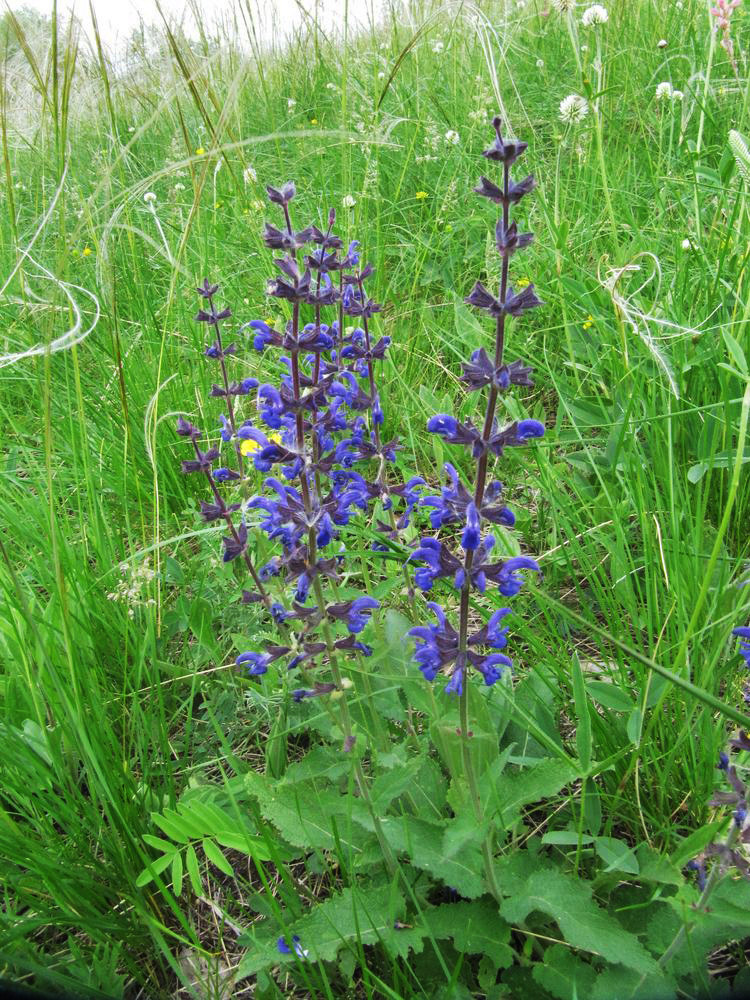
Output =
[{"x1": 2, "y1": 0, "x2": 750, "y2": 995}]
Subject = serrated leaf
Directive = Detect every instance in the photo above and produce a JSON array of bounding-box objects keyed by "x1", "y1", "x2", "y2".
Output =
[
  {"x1": 424, "y1": 899, "x2": 513, "y2": 970},
  {"x1": 237, "y1": 884, "x2": 415, "y2": 978},
  {"x1": 371, "y1": 754, "x2": 425, "y2": 810},
  {"x1": 486, "y1": 758, "x2": 580, "y2": 827},
  {"x1": 500, "y1": 869, "x2": 657, "y2": 974},
  {"x1": 245, "y1": 771, "x2": 371, "y2": 853},
  {"x1": 635, "y1": 845, "x2": 682, "y2": 886},
  {"x1": 532, "y1": 944, "x2": 597, "y2": 1000},
  {"x1": 202, "y1": 838, "x2": 234, "y2": 877},
  {"x1": 380, "y1": 814, "x2": 486, "y2": 898}
]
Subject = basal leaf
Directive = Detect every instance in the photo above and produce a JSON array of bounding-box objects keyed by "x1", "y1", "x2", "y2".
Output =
[
  {"x1": 424, "y1": 899, "x2": 513, "y2": 970},
  {"x1": 532, "y1": 944, "x2": 597, "y2": 1000},
  {"x1": 380, "y1": 814, "x2": 485, "y2": 898},
  {"x1": 500, "y1": 869, "x2": 657, "y2": 974}
]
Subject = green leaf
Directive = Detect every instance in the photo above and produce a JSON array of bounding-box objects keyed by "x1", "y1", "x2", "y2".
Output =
[
  {"x1": 594, "y1": 837, "x2": 639, "y2": 875},
  {"x1": 500, "y1": 869, "x2": 657, "y2": 974},
  {"x1": 723, "y1": 328, "x2": 748, "y2": 375},
  {"x1": 171, "y1": 850, "x2": 184, "y2": 897},
  {"x1": 486, "y1": 758, "x2": 580, "y2": 828},
  {"x1": 135, "y1": 851, "x2": 175, "y2": 888},
  {"x1": 626, "y1": 707, "x2": 642, "y2": 746},
  {"x1": 245, "y1": 771, "x2": 372, "y2": 854},
  {"x1": 669, "y1": 820, "x2": 725, "y2": 870},
  {"x1": 572, "y1": 653, "x2": 592, "y2": 772},
  {"x1": 185, "y1": 844, "x2": 203, "y2": 896},
  {"x1": 586, "y1": 681, "x2": 633, "y2": 713},
  {"x1": 424, "y1": 899, "x2": 513, "y2": 970},
  {"x1": 371, "y1": 754, "x2": 425, "y2": 810},
  {"x1": 635, "y1": 845, "x2": 682, "y2": 886},
  {"x1": 532, "y1": 944, "x2": 597, "y2": 1000},
  {"x1": 237, "y1": 884, "x2": 415, "y2": 977},
  {"x1": 590, "y1": 965, "x2": 677, "y2": 1000},
  {"x1": 202, "y1": 838, "x2": 234, "y2": 877},
  {"x1": 380, "y1": 814, "x2": 486, "y2": 898}
]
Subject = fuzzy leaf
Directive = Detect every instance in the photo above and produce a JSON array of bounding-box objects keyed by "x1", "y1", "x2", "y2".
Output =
[
  {"x1": 484, "y1": 757, "x2": 580, "y2": 827},
  {"x1": 380, "y1": 814, "x2": 485, "y2": 898},
  {"x1": 500, "y1": 869, "x2": 657, "y2": 974},
  {"x1": 237, "y1": 884, "x2": 417, "y2": 978},
  {"x1": 424, "y1": 899, "x2": 513, "y2": 970},
  {"x1": 532, "y1": 944, "x2": 597, "y2": 1000},
  {"x1": 245, "y1": 771, "x2": 372, "y2": 854}
]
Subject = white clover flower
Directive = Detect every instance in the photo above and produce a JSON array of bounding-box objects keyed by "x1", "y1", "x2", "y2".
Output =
[
  {"x1": 143, "y1": 191, "x2": 157, "y2": 204},
  {"x1": 681, "y1": 238, "x2": 692, "y2": 250},
  {"x1": 377, "y1": 70, "x2": 386, "y2": 79},
  {"x1": 655, "y1": 81, "x2": 673, "y2": 100},
  {"x1": 432, "y1": 39, "x2": 445, "y2": 53},
  {"x1": 551, "y1": 0, "x2": 574, "y2": 11},
  {"x1": 173, "y1": 182, "x2": 186, "y2": 192},
  {"x1": 536, "y1": 58, "x2": 545, "y2": 68},
  {"x1": 581, "y1": 4, "x2": 609, "y2": 25},
  {"x1": 444, "y1": 129, "x2": 460, "y2": 145},
  {"x1": 287, "y1": 98, "x2": 297, "y2": 110},
  {"x1": 559, "y1": 94, "x2": 589, "y2": 124},
  {"x1": 672, "y1": 89, "x2": 684, "y2": 101},
  {"x1": 342, "y1": 194, "x2": 356, "y2": 208},
  {"x1": 657, "y1": 38, "x2": 668, "y2": 48},
  {"x1": 243, "y1": 165, "x2": 257, "y2": 184}
]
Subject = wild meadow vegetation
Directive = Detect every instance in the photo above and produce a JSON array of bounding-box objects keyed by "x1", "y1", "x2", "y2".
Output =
[{"x1": 2, "y1": 0, "x2": 750, "y2": 996}]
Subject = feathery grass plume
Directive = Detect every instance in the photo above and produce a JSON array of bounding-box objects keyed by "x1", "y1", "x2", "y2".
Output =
[{"x1": 729, "y1": 129, "x2": 750, "y2": 185}]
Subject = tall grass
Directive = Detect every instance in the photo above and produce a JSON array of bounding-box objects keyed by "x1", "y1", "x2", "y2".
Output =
[{"x1": 1, "y1": 0, "x2": 749, "y2": 994}]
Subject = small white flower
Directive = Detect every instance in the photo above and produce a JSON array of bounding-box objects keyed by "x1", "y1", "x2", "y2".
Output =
[
  {"x1": 657, "y1": 38, "x2": 668, "y2": 48},
  {"x1": 681, "y1": 238, "x2": 692, "y2": 250},
  {"x1": 143, "y1": 191, "x2": 157, "y2": 204},
  {"x1": 432, "y1": 39, "x2": 445, "y2": 53},
  {"x1": 536, "y1": 58, "x2": 545, "y2": 68},
  {"x1": 377, "y1": 70, "x2": 386, "y2": 79},
  {"x1": 444, "y1": 129, "x2": 460, "y2": 145},
  {"x1": 173, "y1": 182, "x2": 186, "y2": 192},
  {"x1": 581, "y1": 43, "x2": 589, "y2": 51},
  {"x1": 671, "y1": 89, "x2": 684, "y2": 101},
  {"x1": 551, "y1": 0, "x2": 574, "y2": 11},
  {"x1": 326, "y1": 81, "x2": 336, "y2": 90},
  {"x1": 581, "y1": 4, "x2": 609, "y2": 25},
  {"x1": 559, "y1": 94, "x2": 589, "y2": 124},
  {"x1": 342, "y1": 194, "x2": 356, "y2": 208},
  {"x1": 128, "y1": 126, "x2": 135, "y2": 133},
  {"x1": 287, "y1": 98, "x2": 297, "y2": 110},
  {"x1": 655, "y1": 81, "x2": 673, "y2": 100},
  {"x1": 243, "y1": 165, "x2": 257, "y2": 184}
]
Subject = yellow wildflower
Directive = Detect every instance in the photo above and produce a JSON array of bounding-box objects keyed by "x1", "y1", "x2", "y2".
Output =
[
  {"x1": 583, "y1": 314, "x2": 594, "y2": 330},
  {"x1": 310, "y1": 118, "x2": 318, "y2": 125},
  {"x1": 195, "y1": 147, "x2": 205, "y2": 155},
  {"x1": 415, "y1": 191, "x2": 428, "y2": 200},
  {"x1": 82, "y1": 246, "x2": 92, "y2": 257},
  {"x1": 241, "y1": 431, "x2": 282, "y2": 458},
  {"x1": 516, "y1": 277, "x2": 530, "y2": 288}
]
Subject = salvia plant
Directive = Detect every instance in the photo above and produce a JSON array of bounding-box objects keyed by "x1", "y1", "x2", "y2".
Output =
[{"x1": 156, "y1": 120, "x2": 750, "y2": 999}]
